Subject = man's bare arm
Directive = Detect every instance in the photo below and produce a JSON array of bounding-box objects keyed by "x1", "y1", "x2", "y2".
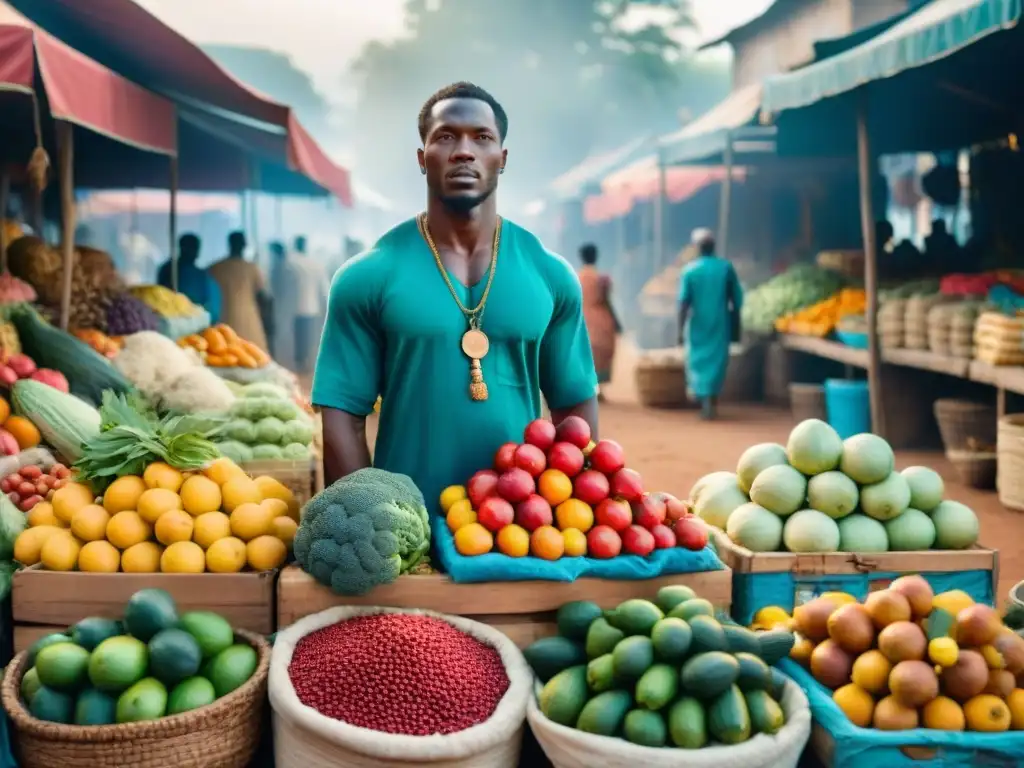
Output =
[
  {"x1": 320, "y1": 407, "x2": 372, "y2": 485},
  {"x1": 551, "y1": 396, "x2": 600, "y2": 441}
]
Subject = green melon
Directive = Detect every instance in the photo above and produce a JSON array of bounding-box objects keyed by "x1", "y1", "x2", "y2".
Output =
[
  {"x1": 786, "y1": 419, "x2": 843, "y2": 476},
  {"x1": 930, "y1": 501, "x2": 979, "y2": 550},
  {"x1": 694, "y1": 479, "x2": 748, "y2": 529},
  {"x1": 860, "y1": 472, "x2": 912, "y2": 521},
  {"x1": 689, "y1": 472, "x2": 738, "y2": 505},
  {"x1": 749, "y1": 464, "x2": 807, "y2": 517},
  {"x1": 901, "y1": 466, "x2": 944, "y2": 512},
  {"x1": 837, "y1": 513, "x2": 889, "y2": 553},
  {"x1": 736, "y1": 444, "x2": 788, "y2": 494},
  {"x1": 725, "y1": 503, "x2": 783, "y2": 552},
  {"x1": 782, "y1": 509, "x2": 840, "y2": 553},
  {"x1": 884, "y1": 508, "x2": 936, "y2": 551},
  {"x1": 807, "y1": 471, "x2": 859, "y2": 519},
  {"x1": 839, "y1": 434, "x2": 895, "y2": 485}
]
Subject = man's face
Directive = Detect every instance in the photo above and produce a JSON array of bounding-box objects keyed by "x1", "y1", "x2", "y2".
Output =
[{"x1": 418, "y1": 98, "x2": 506, "y2": 214}]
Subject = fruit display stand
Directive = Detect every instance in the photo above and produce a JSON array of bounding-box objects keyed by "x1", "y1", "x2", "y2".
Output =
[
  {"x1": 711, "y1": 529, "x2": 999, "y2": 626},
  {"x1": 239, "y1": 457, "x2": 318, "y2": 508},
  {"x1": 11, "y1": 566, "x2": 277, "y2": 653},
  {"x1": 276, "y1": 565, "x2": 732, "y2": 648}
]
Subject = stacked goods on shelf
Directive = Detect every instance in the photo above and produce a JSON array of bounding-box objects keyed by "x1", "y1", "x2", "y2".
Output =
[
  {"x1": 904, "y1": 294, "x2": 956, "y2": 351},
  {"x1": 877, "y1": 281, "x2": 942, "y2": 351},
  {"x1": 927, "y1": 301, "x2": 986, "y2": 358},
  {"x1": 878, "y1": 299, "x2": 906, "y2": 349},
  {"x1": 441, "y1": 417, "x2": 707, "y2": 560},
  {"x1": 130, "y1": 285, "x2": 211, "y2": 339},
  {"x1": 742, "y1": 264, "x2": 846, "y2": 335},
  {"x1": 72, "y1": 329, "x2": 124, "y2": 360},
  {"x1": 774, "y1": 289, "x2": 866, "y2": 337},
  {"x1": 178, "y1": 325, "x2": 270, "y2": 370},
  {"x1": 691, "y1": 419, "x2": 980, "y2": 554},
  {"x1": 216, "y1": 383, "x2": 314, "y2": 464},
  {"x1": 974, "y1": 312, "x2": 1024, "y2": 366}
]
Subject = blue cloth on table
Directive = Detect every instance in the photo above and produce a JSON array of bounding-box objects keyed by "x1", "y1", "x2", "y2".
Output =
[{"x1": 431, "y1": 516, "x2": 725, "y2": 584}]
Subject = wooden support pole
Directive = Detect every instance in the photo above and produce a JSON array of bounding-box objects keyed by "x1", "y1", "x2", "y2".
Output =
[
  {"x1": 56, "y1": 122, "x2": 75, "y2": 332},
  {"x1": 169, "y1": 154, "x2": 179, "y2": 291},
  {"x1": 856, "y1": 94, "x2": 885, "y2": 437},
  {"x1": 718, "y1": 130, "x2": 734, "y2": 259}
]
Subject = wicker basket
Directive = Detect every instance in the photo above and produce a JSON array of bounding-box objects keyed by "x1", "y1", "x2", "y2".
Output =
[
  {"x1": 998, "y1": 415, "x2": 1024, "y2": 511},
  {"x1": 634, "y1": 348, "x2": 689, "y2": 409},
  {"x1": 933, "y1": 399, "x2": 996, "y2": 453},
  {"x1": 946, "y1": 449, "x2": 997, "y2": 490},
  {"x1": 789, "y1": 383, "x2": 826, "y2": 423},
  {"x1": 1, "y1": 629, "x2": 270, "y2": 768},
  {"x1": 241, "y1": 458, "x2": 316, "y2": 508}
]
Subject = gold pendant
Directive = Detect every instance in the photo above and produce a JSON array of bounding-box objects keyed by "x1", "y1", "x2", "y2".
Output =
[
  {"x1": 461, "y1": 329, "x2": 489, "y2": 359},
  {"x1": 469, "y1": 358, "x2": 488, "y2": 401}
]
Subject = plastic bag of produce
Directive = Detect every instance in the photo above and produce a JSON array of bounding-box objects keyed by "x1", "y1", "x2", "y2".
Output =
[{"x1": 269, "y1": 606, "x2": 532, "y2": 768}]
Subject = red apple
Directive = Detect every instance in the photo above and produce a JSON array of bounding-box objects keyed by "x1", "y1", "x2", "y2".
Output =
[
  {"x1": 477, "y1": 497, "x2": 514, "y2": 532},
  {"x1": 595, "y1": 498, "x2": 632, "y2": 532},
  {"x1": 622, "y1": 525, "x2": 655, "y2": 557},
  {"x1": 493, "y1": 442, "x2": 518, "y2": 473},
  {"x1": 547, "y1": 442, "x2": 585, "y2": 477},
  {"x1": 513, "y1": 443, "x2": 547, "y2": 477},
  {"x1": 515, "y1": 494, "x2": 553, "y2": 532},
  {"x1": 587, "y1": 525, "x2": 622, "y2": 559},
  {"x1": 609, "y1": 468, "x2": 644, "y2": 503},
  {"x1": 554, "y1": 415, "x2": 591, "y2": 450},
  {"x1": 523, "y1": 418, "x2": 557, "y2": 452},
  {"x1": 588, "y1": 439, "x2": 625, "y2": 474},
  {"x1": 674, "y1": 517, "x2": 709, "y2": 551},
  {"x1": 496, "y1": 468, "x2": 535, "y2": 503},
  {"x1": 651, "y1": 524, "x2": 677, "y2": 549},
  {"x1": 467, "y1": 470, "x2": 499, "y2": 508},
  {"x1": 573, "y1": 469, "x2": 610, "y2": 506},
  {"x1": 631, "y1": 493, "x2": 667, "y2": 529}
]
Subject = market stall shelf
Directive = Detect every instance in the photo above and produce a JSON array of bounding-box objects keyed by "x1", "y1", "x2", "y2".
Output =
[
  {"x1": 276, "y1": 565, "x2": 732, "y2": 648},
  {"x1": 12, "y1": 566, "x2": 277, "y2": 651}
]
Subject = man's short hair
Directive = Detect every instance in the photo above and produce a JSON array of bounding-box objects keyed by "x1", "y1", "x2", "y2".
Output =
[{"x1": 418, "y1": 82, "x2": 508, "y2": 142}]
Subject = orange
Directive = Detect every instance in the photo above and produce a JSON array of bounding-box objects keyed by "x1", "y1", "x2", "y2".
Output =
[
  {"x1": 964, "y1": 694, "x2": 1011, "y2": 733},
  {"x1": 496, "y1": 524, "x2": 530, "y2": 557},
  {"x1": 537, "y1": 469, "x2": 573, "y2": 506},
  {"x1": 454, "y1": 522, "x2": 493, "y2": 556},
  {"x1": 562, "y1": 528, "x2": 587, "y2": 557},
  {"x1": 922, "y1": 696, "x2": 966, "y2": 731},
  {"x1": 555, "y1": 499, "x2": 594, "y2": 533},
  {"x1": 1007, "y1": 688, "x2": 1024, "y2": 730},
  {"x1": 4, "y1": 416, "x2": 40, "y2": 450},
  {"x1": 530, "y1": 525, "x2": 565, "y2": 561},
  {"x1": 833, "y1": 683, "x2": 874, "y2": 728},
  {"x1": 445, "y1": 499, "x2": 477, "y2": 533}
]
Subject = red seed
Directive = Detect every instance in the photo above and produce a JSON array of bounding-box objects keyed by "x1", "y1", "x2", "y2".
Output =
[{"x1": 288, "y1": 614, "x2": 509, "y2": 736}]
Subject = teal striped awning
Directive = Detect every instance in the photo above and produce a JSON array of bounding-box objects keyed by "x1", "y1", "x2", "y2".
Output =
[{"x1": 762, "y1": 0, "x2": 1021, "y2": 116}]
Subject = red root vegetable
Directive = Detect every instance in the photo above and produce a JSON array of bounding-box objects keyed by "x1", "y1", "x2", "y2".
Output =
[{"x1": 288, "y1": 613, "x2": 509, "y2": 736}]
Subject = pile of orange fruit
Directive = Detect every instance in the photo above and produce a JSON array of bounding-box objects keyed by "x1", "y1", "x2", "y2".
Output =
[{"x1": 178, "y1": 324, "x2": 270, "y2": 369}]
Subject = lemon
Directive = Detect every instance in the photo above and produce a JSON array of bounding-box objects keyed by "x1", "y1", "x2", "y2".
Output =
[
  {"x1": 205, "y1": 537, "x2": 247, "y2": 573},
  {"x1": 260, "y1": 498, "x2": 290, "y2": 519},
  {"x1": 445, "y1": 499, "x2": 477, "y2": 533},
  {"x1": 221, "y1": 477, "x2": 262, "y2": 513},
  {"x1": 143, "y1": 462, "x2": 185, "y2": 492},
  {"x1": 106, "y1": 511, "x2": 153, "y2": 549},
  {"x1": 270, "y1": 516, "x2": 298, "y2": 547},
  {"x1": 26, "y1": 502, "x2": 59, "y2": 527},
  {"x1": 52, "y1": 483, "x2": 95, "y2": 524},
  {"x1": 160, "y1": 541, "x2": 206, "y2": 573},
  {"x1": 13, "y1": 525, "x2": 61, "y2": 566},
  {"x1": 70, "y1": 504, "x2": 111, "y2": 542},
  {"x1": 203, "y1": 457, "x2": 247, "y2": 486},
  {"x1": 78, "y1": 540, "x2": 120, "y2": 572},
  {"x1": 155, "y1": 509, "x2": 195, "y2": 546},
  {"x1": 439, "y1": 485, "x2": 468, "y2": 513},
  {"x1": 121, "y1": 541, "x2": 163, "y2": 573},
  {"x1": 246, "y1": 535, "x2": 287, "y2": 571},
  {"x1": 229, "y1": 502, "x2": 274, "y2": 542},
  {"x1": 102, "y1": 475, "x2": 147, "y2": 514},
  {"x1": 254, "y1": 475, "x2": 300, "y2": 520},
  {"x1": 40, "y1": 531, "x2": 82, "y2": 571},
  {"x1": 180, "y1": 476, "x2": 222, "y2": 516},
  {"x1": 192, "y1": 511, "x2": 232, "y2": 549}
]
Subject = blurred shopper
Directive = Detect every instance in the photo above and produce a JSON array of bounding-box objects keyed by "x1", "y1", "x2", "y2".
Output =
[
  {"x1": 291, "y1": 236, "x2": 329, "y2": 374},
  {"x1": 577, "y1": 243, "x2": 620, "y2": 399},
  {"x1": 158, "y1": 233, "x2": 222, "y2": 323},
  {"x1": 678, "y1": 228, "x2": 742, "y2": 420},
  {"x1": 209, "y1": 231, "x2": 271, "y2": 352},
  {"x1": 268, "y1": 241, "x2": 295, "y2": 368}
]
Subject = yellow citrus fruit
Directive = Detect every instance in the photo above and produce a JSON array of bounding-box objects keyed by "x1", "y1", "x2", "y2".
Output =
[
  {"x1": 202, "y1": 457, "x2": 246, "y2": 486},
  {"x1": 102, "y1": 475, "x2": 147, "y2": 514},
  {"x1": 206, "y1": 536, "x2": 247, "y2": 573},
  {"x1": 105, "y1": 511, "x2": 153, "y2": 550},
  {"x1": 143, "y1": 462, "x2": 185, "y2": 492},
  {"x1": 70, "y1": 504, "x2": 111, "y2": 542},
  {"x1": 833, "y1": 683, "x2": 875, "y2": 728},
  {"x1": 929, "y1": 637, "x2": 959, "y2": 668},
  {"x1": 851, "y1": 650, "x2": 893, "y2": 696},
  {"x1": 137, "y1": 488, "x2": 183, "y2": 524},
  {"x1": 260, "y1": 498, "x2": 290, "y2": 519},
  {"x1": 270, "y1": 516, "x2": 298, "y2": 547},
  {"x1": 254, "y1": 476, "x2": 299, "y2": 519},
  {"x1": 454, "y1": 522, "x2": 493, "y2": 556},
  {"x1": 52, "y1": 483, "x2": 95, "y2": 524},
  {"x1": 247, "y1": 535, "x2": 287, "y2": 570},
  {"x1": 1007, "y1": 688, "x2": 1024, "y2": 730},
  {"x1": 160, "y1": 540, "x2": 206, "y2": 573},
  {"x1": 155, "y1": 509, "x2": 195, "y2": 546},
  {"x1": 530, "y1": 525, "x2": 566, "y2": 560},
  {"x1": 192, "y1": 511, "x2": 232, "y2": 549},
  {"x1": 13, "y1": 525, "x2": 61, "y2": 566},
  {"x1": 538, "y1": 470, "x2": 573, "y2": 506},
  {"x1": 963, "y1": 694, "x2": 1011, "y2": 733},
  {"x1": 562, "y1": 528, "x2": 588, "y2": 557},
  {"x1": 922, "y1": 695, "x2": 966, "y2": 731},
  {"x1": 179, "y1": 475, "x2": 222, "y2": 516},
  {"x1": 222, "y1": 477, "x2": 262, "y2": 513},
  {"x1": 555, "y1": 499, "x2": 594, "y2": 532},
  {"x1": 439, "y1": 485, "x2": 468, "y2": 514},
  {"x1": 229, "y1": 502, "x2": 274, "y2": 542},
  {"x1": 78, "y1": 540, "x2": 120, "y2": 573},
  {"x1": 26, "y1": 502, "x2": 59, "y2": 527},
  {"x1": 121, "y1": 541, "x2": 163, "y2": 573},
  {"x1": 40, "y1": 531, "x2": 82, "y2": 571},
  {"x1": 446, "y1": 499, "x2": 477, "y2": 533},
  {"x1": 496, "y1": 524, "x2": 530, "y2": 557}
]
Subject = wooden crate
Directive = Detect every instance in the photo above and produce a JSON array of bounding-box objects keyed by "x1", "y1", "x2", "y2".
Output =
[
  {"x1": 277, "y1": 565, "x2": 732, "y2": 648},
  {"x1": 241, "y1": 458, "x2": 316, "y2": 507},
  {"x1": 711, "y1": 529, "x2": 999, "y2": 625},
  {"x1": 12, "y1": 566, "x2": 277, "y2": 652}
]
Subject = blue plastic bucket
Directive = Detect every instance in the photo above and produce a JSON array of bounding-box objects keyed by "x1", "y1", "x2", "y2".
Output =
[{"x1": 824, "y1": 378, "x2": 870, "y2": 439}]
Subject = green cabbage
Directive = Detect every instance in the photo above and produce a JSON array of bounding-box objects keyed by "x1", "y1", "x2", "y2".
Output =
[
  {"x1": 224, "y1": 418, "x2": 257, "y2": 444},
  {"x1": 282, "y1": 442, "x2": 311, "y2": 460},
  {"x1": 255, "y1": 416, "x2": 285, "y2": 444},
  {"x1": 252, "y1": 444, "x2": 284, "y2": 460},
  {"x1": 283, "y1": 419, "x2": 314, "y2": 446},
  {"x1": 215, "y1": 440, "x2": 254, "y2": 464},
  {"x1": 241, "y1": 382, "x2": 289, "y2": 400},
  {"x1": 272, "y1": 399, "x2": 302, "y2": 422}
]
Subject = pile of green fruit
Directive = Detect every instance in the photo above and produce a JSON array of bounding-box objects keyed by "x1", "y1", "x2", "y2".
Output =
[
  {"x1": 525, "y1": 586, "x2": 796, "y2": 749},
  {"x1": 19, "y1": 587, "x2": 259, "y2": 726},
  {"x1": 741, "y1": 264, "x2": 847, "y2": 334}
]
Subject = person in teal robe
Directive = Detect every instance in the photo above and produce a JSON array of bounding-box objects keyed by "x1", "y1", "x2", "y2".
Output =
[
  {"x1": 157, "y1": 233, "x2": 222, "y2": 323},
  {"x1": 312, "y1": 82, "x2": 599, "y2": 513},
  {"x1": 678, "y1": 228, "x2": 742, "y2": 420}
]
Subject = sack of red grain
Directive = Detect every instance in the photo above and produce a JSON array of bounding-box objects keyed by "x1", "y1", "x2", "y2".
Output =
[{"x1": 268, "y1": 606, "x2": 533, "y2": 768}]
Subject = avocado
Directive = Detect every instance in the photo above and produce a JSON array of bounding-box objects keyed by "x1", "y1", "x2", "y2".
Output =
[
  {"x1": 71, "y1": 618, "x2": 123, "y2": 652},
  {"x1": 623, "y1": 709, "x2": 668, "y2": 747},
  {"x1": 585, "y1": 617, "x2": 626, "y2": 659},
  {"x1": 523, "y1": 636, "x2": 587, "y2": 683},
  {"x1": 538, "y1": 665, "x2": 589, "y2": 726},
  {"x1": 123, "y1": 588, "x2": 178, "y2": 642},
  {"x1": 608, "y1": 599, "x2": 664, "y2": 636},
  {"x1": 654, "y1": 584, "x2": 697, "y2": 614},
  {"x1": 556, "y1": 601, "x2": 603, "y2": 641}
]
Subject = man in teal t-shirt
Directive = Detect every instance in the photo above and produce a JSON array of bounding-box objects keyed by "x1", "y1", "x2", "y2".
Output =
[{"x1": 312, "y1": 81, "x2": 599, "y2": 513}]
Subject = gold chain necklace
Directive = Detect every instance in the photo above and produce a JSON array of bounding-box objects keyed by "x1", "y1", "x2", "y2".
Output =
[{"x1": 418, "y1": 213, "x2": 502, "y2": 401}]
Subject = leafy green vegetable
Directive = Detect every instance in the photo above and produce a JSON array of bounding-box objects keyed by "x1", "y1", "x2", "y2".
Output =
[
  {"x1": 251, "y1": 444, "x2": 284, "y2": 460},
  {"x1": 0, "y1": 494, "x2": 26, "y2": 560},
  {"x1": 282, "y1": 443, "x2": 311, "y2": 460},
  {"x1": 224, "y1": 419, "x2": 257, "y2": 444},
  {"x1": 255, "y1": 417, "x2": 285, "y2": 445},
  {"x1": 214, "y1": 440, "x2": 253, "y2": 464},
  {"x1": 282, "y1": 419, "x2": 314, "y2": 446}
]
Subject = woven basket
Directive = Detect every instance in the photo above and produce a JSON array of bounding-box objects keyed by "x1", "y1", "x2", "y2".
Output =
[
  {"x1": 269, "y1": 606, "x2": 531, "y2": 768},
  {"x1": 998, "y1": 415, "x2": 1024, "y2": 511},
  {"x1": 946, "y1": 450, "x2": 997, "y2": 490},
  {"x1": 789, "y1": 383, "x2": 826, "y2": 423},
  {"x1": 1, "y1": 629, "x2": 270, "y2": 768},
  {"x1": 635, "y1": 348, "x2": 689, "y2": 409},
  {"x1": 933, "y1": 399, "x2": 996, "y2": 453}
]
